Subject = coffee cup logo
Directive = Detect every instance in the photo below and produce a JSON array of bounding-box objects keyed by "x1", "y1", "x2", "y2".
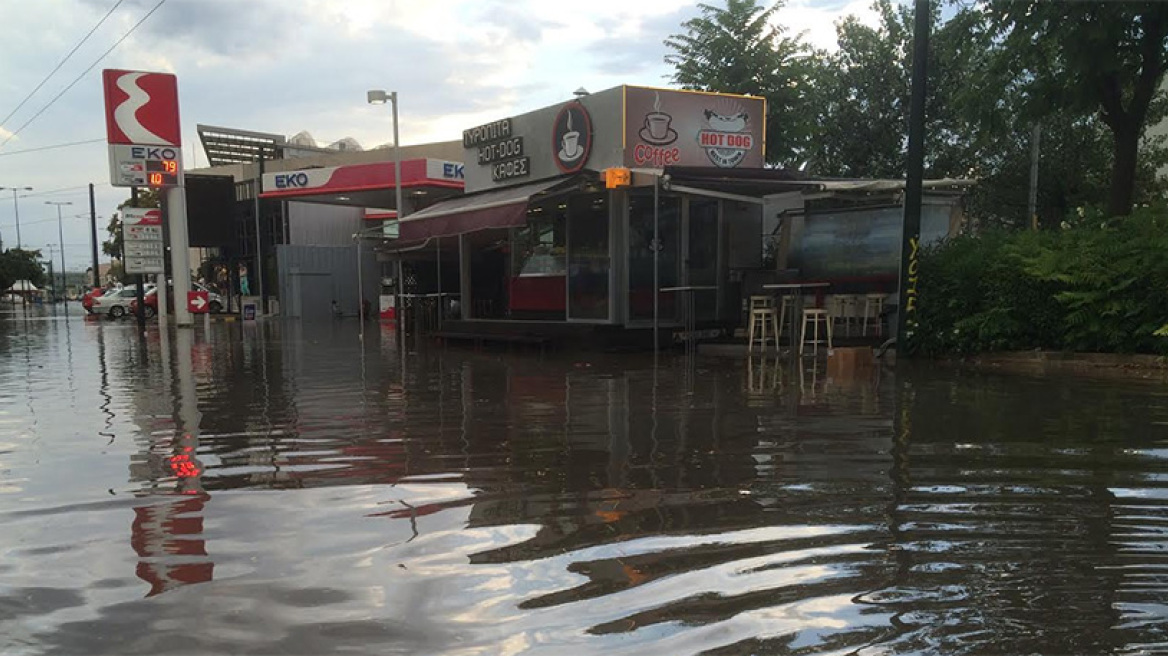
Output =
[
  {"x1": 553, "y1": 101, "x2": 592, "y2": 173},
  {"x1": 561, "y1": 116, "x2": 582, "y2": 161},
  {"x1": 638, "y1": 92, "x2": 678, "y2": 146}
]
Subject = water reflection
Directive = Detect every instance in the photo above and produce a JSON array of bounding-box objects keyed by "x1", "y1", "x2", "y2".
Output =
[{"x1": 2, "y1": 315, "x2": 1168, "y2": 654}]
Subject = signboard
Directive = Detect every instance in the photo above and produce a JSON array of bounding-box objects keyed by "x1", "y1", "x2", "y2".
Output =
[
  {"x1": 623, "y1": 87, "x2": 766, "y2": 169},
  {"x1": 551, "y1": 102, "x2": 592, "y2": 174},
  {"x1": 461, "y1": 89, "x2": 625, "y2": 193},
  {"x1": 260, "y1": 159, "x2": 465, "y2": 196},
  {"x1": 102, "y1": 69, "x2": 183, "y2": 188},
  {"x1": 188, "y1": 290, "x2": 209, "y2": 314},
  {"x1": 108, "y1": 144, "x2": 182, "y2": 188},
  {"x1": 460, "y1": 86, "x2": 765, "y2": 193},
  {"x1": 122, "y1": 207, "x2": 164, "y2": 274},
  {"x1": 464, "y1": 118, "x2": 530, "y2": 182}
]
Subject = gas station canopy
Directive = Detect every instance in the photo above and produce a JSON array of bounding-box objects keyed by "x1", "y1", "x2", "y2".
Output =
[{"x1": 259, "y1": 158, "x2": 465, "y2": 211}]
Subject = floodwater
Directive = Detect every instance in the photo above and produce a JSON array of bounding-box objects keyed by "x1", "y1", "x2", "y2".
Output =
[{"x1": 4, "y1": 310, "x2": 1168, "y2": 655}]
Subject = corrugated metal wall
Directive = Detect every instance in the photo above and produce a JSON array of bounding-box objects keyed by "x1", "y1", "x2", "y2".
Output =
[
  {"x1": 276, "y1": 244, "x2": 380, "y2": 320},
  {"x1": 287, "y1": 201, "x2": 364, "y2": 247}
]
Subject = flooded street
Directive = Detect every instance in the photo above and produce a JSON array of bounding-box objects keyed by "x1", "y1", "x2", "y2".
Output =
[{"x1": 5, "y1": 313, "x2": 1168, "y2": 655}]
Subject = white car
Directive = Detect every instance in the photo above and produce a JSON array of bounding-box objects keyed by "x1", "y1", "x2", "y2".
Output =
[{"x1": 91, "y1": 285, "x2": 153, "y2": 319}]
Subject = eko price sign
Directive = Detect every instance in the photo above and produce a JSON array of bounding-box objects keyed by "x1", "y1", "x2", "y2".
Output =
[
  {"x1": 122, "y1": 207, "x2": 165, "y2": 274},
  {"x1": 109, "y1": 144, "x2": 182, "y2": 188}
]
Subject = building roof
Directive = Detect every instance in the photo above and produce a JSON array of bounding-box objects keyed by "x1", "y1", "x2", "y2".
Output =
[{"x1": 197, "y1": 124, "x2": 287, "y2": 166}]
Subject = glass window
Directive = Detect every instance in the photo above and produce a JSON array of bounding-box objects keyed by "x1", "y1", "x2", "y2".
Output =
[
  {"x1": 568, "y1": 192, "x2": 610, "y2": 320},
  {"x1": 508, "y1": 200, "x2": 567, "y2": 317},
  {"x1": 511, "y1": 202, "x2": 566, "y2": 277}
]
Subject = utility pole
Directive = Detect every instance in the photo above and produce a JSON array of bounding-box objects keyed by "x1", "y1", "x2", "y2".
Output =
[
  {"x1": 89, "y1": 184, "x2": 100, "y2": 287},
  {"x1": 896, "y1": 0, "x2": 930, "y2": 355},
  {"x1": 253, "y1": 157, "x2": 265, "y2": 313},
  {"x1": 46, "y1": 201, "x2": 73, "y2": 306},
  {"x1": 1027, "y1": 123, "x2": 1041, "y2": 231},
  {"x1": 0, "y1": 186, "x2": 32, "y2": 249},
  {"x1": 46, "y1": 255, "x2": 56, "y2": 300}
]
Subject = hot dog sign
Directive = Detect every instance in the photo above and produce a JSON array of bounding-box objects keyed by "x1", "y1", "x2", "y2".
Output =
[{"x1": 624, "y1": 86, "x2": 765, "y2": 169}]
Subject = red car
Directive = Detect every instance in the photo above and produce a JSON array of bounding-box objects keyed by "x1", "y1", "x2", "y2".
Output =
[{"x1": 81, "y1": 287, "x2": 108, "y2": 314}]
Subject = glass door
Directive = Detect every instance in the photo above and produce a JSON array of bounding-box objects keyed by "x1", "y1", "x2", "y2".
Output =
[
  {"x1": 687, "y1": 199, "x2": 720, "y2": 321},
  {"x1": 567, "y1": 192, "x2": 611, "y2": 321},
  {"x1": 628, "y1": 192, "x2": 680, "y2": 322}
]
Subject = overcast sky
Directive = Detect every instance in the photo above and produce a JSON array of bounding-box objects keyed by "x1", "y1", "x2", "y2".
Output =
[{"x1": 0, "y1": 0, "x2": 878, "y2": 272}]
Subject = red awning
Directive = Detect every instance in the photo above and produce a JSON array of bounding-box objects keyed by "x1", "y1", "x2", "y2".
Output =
[{"x1": 398, "y1": 178, "x2": 567, "y2": 241}]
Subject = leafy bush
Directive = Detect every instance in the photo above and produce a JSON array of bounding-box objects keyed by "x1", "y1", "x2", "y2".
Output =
[{"x1": 908, "y1": 205, "x2": 1168, "y2": 355}]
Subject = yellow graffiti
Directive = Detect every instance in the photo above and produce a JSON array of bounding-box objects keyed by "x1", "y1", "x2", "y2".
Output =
[{"x1": 905, "y1": 236, "x2": 919, "y2": 314}]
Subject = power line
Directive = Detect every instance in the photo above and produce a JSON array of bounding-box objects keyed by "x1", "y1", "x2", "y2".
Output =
[
  {"x1": 0, "y1": 138, "x2": 106, "y2": 157},
  {"x1": 19, "y1": 185, "x2": 98, "y2": 199},
  {"x1": 18, "y1": 182, "x2": 108, "y2": 198},
  {"x1": 0, "y1": 0, "x2": 168, "y2": 150},
  {"x1": 1, "y1": 214, "x2": 92, "y2": 228},
  {"x1": 0, "y1": 0, "x2": 126, "y2": 130}
]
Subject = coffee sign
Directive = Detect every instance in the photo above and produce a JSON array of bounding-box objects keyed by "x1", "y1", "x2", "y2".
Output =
[
  {"x1": 464, "y1": 117, "x2": 531, "y2": 182},
  {"x1": 624, "y1": 86, "x2": 765, "y2": 169}
]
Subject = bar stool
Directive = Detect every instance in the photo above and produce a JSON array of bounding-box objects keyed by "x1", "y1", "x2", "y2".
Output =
[
  {"x1": 863, "y1": 294, "x2": 885, "y2": 336},
  {"x1": 747, "y1": 295, "x2": 779, "y2": 352},
  {"x1": 800, "y1": 307, "x2": 833, "y2": 356}
]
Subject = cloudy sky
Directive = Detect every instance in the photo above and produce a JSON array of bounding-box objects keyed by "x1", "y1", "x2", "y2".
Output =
[{"x1": 0, "y1": 0, "x2": 878, "y2": 272}]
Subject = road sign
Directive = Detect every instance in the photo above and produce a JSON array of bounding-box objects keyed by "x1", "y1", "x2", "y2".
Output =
[
  {"x1": 102, "y1": 69, "x2": 182, "y2": 188},
  {"x1": 188, "y1": 291, "x2": 209, "y2": 314},
  {"x1": 123, "y1": 207, "x2": 164, "y2": 274}
]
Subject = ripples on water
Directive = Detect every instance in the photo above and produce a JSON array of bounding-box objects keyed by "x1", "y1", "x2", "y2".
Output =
[{"x1": 3, "y1": 311, "x2": 1168, "y2": 654}]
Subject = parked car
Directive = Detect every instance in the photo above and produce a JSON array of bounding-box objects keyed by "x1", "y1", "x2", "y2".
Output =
[
  {"x1": 92, "y1": 285, "x2": 153, "y2": 318},
  {"x1": 132, "y1": 282, "x2": 224, "y2": 318},
  {"x1": 81, "y1": 287, "x2": 108, "y2": 314}
]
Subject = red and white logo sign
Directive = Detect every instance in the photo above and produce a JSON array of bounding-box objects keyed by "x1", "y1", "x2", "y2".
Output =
[
  {"x1": 123, "y1": 207, "x2": 163, "y2": 225},
  {"x1": 102, "y1": 69, "x2": 181, "y2": 146},
  {"x1": 188, "y1": 291, "x2": 209, "y2": 314}
]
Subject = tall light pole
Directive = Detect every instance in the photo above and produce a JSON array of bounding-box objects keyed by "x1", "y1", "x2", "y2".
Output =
[
  {"x1": 46, "y1": 201, "x2": 72, "y2": 305},
  {"x1": 366, "y1": 90, "x2": 404, "y2": 225},
  {"x1": 0, "y1": 186, "x2": 33, "y2": 249},
  {"x1": 366, "y1": 89, "x2": 405, "y2": 329},
  {"x1": 44, "y1": 245, "x2": 59, "y2": 300}
]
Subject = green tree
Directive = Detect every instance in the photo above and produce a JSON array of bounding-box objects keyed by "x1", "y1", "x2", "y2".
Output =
[
  {"x1": 664, "y1": 0, "x2": 813, "y2": 166},
  {"x1": 803, "y1": 1, "x2": 1166, "y2": 227},
  {"x1": 0, "y1": 249, "x2": 46, "y2": 293},
  {"x1": 804, "y1": 0, "x2": 989, "y2": 179},
  {"x1": 980, "y1": 1, "x2": 1168, "y2": 216},
  {"x1": 102, "y1": 214, "x2": 123, "y2": 260}
]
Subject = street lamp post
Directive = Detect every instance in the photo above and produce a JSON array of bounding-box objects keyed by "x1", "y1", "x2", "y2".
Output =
[
  {"x1": 367, "y1": 89, "x2": 406, "y2": 333},
  {"x1": 43, "y1": 245, "x2": 59, "y2": 302},
  {"x1": 46, "y1": 201, "x2": 72, "y2": 306},
  {"x1": 0, "y1": 186, "x2": 33, "y2": 249}
]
